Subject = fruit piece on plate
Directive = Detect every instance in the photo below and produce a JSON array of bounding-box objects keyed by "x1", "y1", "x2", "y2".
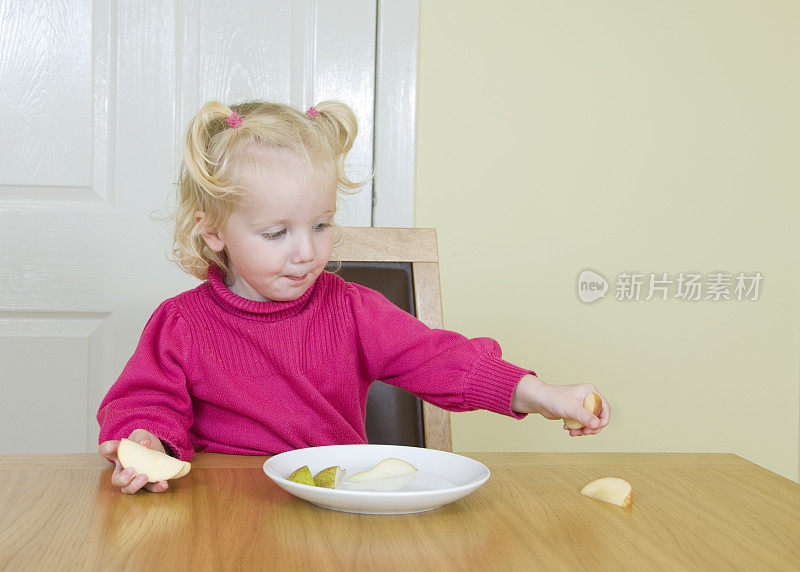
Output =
[
  {"x1": 345, "y1": 458, "x2": 419, "y2": 492},
  {"x1": 117, "y1": 437, "x2": 190, "y2": 482},
  {"x1": 287, "y1": 465, "x2": 315, "y2": 486},
  {"x1": 564, "y1": 392, "x2": 603, "y2": 430},
  {"x1": 580, "y1": 477, "x2": 633, "y2": 507},
  {"x1": 313, "y1": 466, "x2": 344, "y2": 489},
  {"x1": 346, "y1": 458, "x2": 417, "y2": 483}
]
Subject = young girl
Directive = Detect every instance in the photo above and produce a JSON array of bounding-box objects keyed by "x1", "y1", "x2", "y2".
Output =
[{"x1": 97, "y1": 100, "x2": 610, "y2": 494}]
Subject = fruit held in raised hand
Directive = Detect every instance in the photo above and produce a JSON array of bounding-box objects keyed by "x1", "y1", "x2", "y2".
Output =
[
  {"x1": 313, "y1": 466, "x2": 344, "y2": 489},
  {"x1": 287, "y1": 465, "x2": 315, "y2": 486},
  {"x1": 117, "y1": 437, "x2": 190, "y2": 482},
  {"x1": 564, "y1": 392, "x2": 603, "y2": 430},
  {"x1": 346, "y1": 458, "x2": 417, "y2": 483},
  {"x1": 580, "y1": 477, "x2": 633, "y2": 507}
]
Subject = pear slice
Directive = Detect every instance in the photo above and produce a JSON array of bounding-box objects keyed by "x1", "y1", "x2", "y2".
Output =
[
  {"x1": 287, "y1": 465, "x2": 315, "y2": 486},
  {"x1": 564, "y1": 392, "x2": 603, "y2": 430},
  {"x1": 313, "y1": 466, "x2": 344, "y2": 489},
  {"x1": 346, "y1": 458, "x2": 417, "y2": 483},
  {"x1": 580, "y1": 477, "x2": 633, "y2": 507},
  {"x1": 117, "y1": 437, "x2": 188, "y2": 482},
  {"x1": 345, "y1": 472, "x2": 417, "y2": 492}
]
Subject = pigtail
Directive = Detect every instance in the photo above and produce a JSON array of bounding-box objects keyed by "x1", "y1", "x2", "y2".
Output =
[
  {"x1": 313, "y1": 100, "x2": 364, "y2": 191},
  {"x1": 182, "y1": 100, "x2": 245, "y2": 199},
  {"x1": 173, "y1": 101, "x2": 245, "y2": 280},
  {"x1": 314, "y1": 101, "x2": 358, "y2": 154}
]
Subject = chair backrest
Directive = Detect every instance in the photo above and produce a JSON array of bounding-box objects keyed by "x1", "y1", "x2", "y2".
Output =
[{"x1": 329, "y1": 227, "x2": 452, "y2": 451}]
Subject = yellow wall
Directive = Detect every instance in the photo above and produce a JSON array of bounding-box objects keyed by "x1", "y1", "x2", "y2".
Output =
[{"x1": 416, "y1": 0, "x2": 800, "y2": 482}]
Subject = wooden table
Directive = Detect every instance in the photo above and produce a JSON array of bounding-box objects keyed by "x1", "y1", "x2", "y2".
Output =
[{"x1": 1, "y1": 452, "x2": 798, "y2": 570}]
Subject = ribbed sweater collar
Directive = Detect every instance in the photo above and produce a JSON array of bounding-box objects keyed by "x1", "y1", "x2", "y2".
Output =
[{"x1": 205, "y1": 263, "x2": 319, "y2": 321}]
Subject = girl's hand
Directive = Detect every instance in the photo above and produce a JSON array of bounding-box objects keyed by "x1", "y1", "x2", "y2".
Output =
[
  {"x1": 98, "y1": 429, "x2": 170, "y2": 494},
  {"x1": 512, "y1": 375, "x2": 611, "y2": 436}
]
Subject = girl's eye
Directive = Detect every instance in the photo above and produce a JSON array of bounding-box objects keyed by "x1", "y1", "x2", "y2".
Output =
[
  {"x1": 261, "y1": 229, "x2": 285, "y2": 240},
  {"x1": 261, "y1": 223, "x2": 329, "y2": 239}
]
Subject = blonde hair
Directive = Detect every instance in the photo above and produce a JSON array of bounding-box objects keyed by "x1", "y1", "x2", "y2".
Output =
[{"x1": 170, "y1": 100, "x2": 363, "y2": 280}]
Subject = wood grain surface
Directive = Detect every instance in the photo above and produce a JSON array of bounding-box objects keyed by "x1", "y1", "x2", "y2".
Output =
[
  {"x1": 1, "y1": 452, "x2": 798, "y2": 570},
  {"x1": 331, "y1": 227, "x2": 439, "y2": 262}
]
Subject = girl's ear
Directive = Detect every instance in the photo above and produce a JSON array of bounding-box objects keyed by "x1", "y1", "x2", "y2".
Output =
[{"x1": 195, "y1": 211, "x2": 226, "y2": 253}]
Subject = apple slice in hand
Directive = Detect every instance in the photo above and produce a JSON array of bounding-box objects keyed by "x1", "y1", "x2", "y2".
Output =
[
  {"x1": 580, "y1": 477, "x2": 633, "y2": 507},
  {"x1": 171, "y1": 462, "x2": 191, "y2": 479},
  {"x1": 117, "y1": 437, "x2": 191, "y2": 482},
  {"x1": 564, "y1": 392, "x2": 602, "y2": 430}
]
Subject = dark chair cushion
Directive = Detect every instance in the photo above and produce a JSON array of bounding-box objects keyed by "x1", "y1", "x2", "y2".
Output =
[{"x1": 330, "y1": 261, "x2": 425, "y2": 447}]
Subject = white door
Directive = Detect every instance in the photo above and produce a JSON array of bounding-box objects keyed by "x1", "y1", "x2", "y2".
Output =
[{"x1": 0, "y1": 0, "x2": 384, "y2": 453}]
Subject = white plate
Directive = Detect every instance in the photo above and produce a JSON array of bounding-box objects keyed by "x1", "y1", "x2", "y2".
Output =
[{"x1": 263, "y1": 444, "x2": 490, "y2": 514}]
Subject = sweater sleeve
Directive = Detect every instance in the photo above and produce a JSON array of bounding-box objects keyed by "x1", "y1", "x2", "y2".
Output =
[
  {"x1": 346, "y1": 283, "x2": 533, "y2": 419},
  {"x1": 97, "y1": 300, "x2": 195, "y2": 461}
]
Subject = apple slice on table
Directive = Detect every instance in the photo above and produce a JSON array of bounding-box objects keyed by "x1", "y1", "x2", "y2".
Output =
[
  {"x1": 117, "y1": 437, "x2": 191, "y2": 482},
  {"x1": 580, "y1": 477, "x2": 633, "y2": 507},
  {"x1": 564, "y1": 392, "x2": 603, "y2": 430}
]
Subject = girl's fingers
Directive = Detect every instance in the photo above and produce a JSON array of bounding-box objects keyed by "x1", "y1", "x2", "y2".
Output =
[
  {"x1": 113, "y1": 466, "x2": 167, "y2": 493},
  {"x1": 144, "y1": 480, "x2": 169, "y2": 493},
  {"x1": 568, "y1": 426, "x2": 600, "y2": 436},
  {"x1": 98, "y1": 440, "x2": 120, "y2": 461},
  {"x1": 112, "y1": 465, "x2": 135, "y2": 488},
  {"x1": 110, "y1": 463, "x2": 124, "y2": 486},
  {"x1": 121, "y1": 473, "x2": 149, "y2": 495},
  {"x1": 106, "y1": 438, "x2": 166, "y2": 493},
  {"x1": 599, "y1": 395, "x2": 611, "y2": 424}
]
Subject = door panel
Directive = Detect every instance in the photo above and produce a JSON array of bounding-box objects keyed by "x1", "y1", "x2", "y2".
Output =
[{"x1": 0, "y1": 0, "x2": 376, "y2": 453}]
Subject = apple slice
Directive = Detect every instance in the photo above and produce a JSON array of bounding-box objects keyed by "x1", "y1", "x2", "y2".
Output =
[
  {"x1": 564, "y1": 392, "x2": 602, "y2": 430},
  {"x1": 171, "y1": 461, "x2": 192, "y2": 479},
  {"x1": 580, "y1": 477, "x2": 633, "y2": 507},
  {"x1": 117, "y1": 437, "x2": 190, "y2": 482}
]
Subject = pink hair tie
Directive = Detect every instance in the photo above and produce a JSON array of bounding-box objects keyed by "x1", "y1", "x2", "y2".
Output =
[
  {"x1": 306, "y1": 106, "x2": 319, "y2": 117},
  {"x1": 226, "y1": 110, "x2": 242, "y2": 128}
]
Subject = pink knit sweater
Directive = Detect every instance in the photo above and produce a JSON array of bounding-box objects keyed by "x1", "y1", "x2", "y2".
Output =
[{"x1": 97, "y1": 264, "x2": 532, "y2": 460}]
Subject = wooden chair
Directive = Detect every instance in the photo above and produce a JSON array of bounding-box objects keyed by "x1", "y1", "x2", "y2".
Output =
[{"x1": 329, "y1": 227, "x2": 452, "y2": 451}]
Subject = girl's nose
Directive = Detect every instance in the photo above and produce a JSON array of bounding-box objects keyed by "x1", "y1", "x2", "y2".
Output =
[{"x1": 291, "y1": 232, "x2": 315, "y2": 264}]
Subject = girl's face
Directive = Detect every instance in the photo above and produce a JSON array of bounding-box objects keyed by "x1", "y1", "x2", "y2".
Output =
[{"x1": 199, "y1": 148, "x2": 336, "y2": 302}]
